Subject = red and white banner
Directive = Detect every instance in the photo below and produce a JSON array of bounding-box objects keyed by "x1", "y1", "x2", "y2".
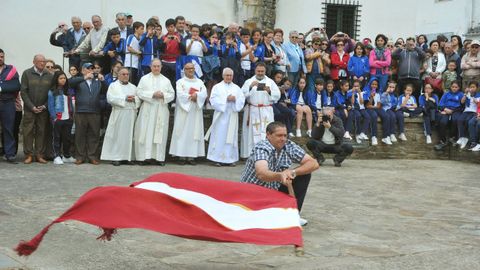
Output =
[{"x1": 15, "y1": 173, "x2": 303, "y2": 256}]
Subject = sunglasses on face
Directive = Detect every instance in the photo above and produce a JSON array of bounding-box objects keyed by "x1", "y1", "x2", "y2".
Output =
[
  {"x1": 46, "y1": 65, "x2": 54, "y2": 69},
  {"x1": 290, "y1": 36, "x2": 298, "y2": 39}
]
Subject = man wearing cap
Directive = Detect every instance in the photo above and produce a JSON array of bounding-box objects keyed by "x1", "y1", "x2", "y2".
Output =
[
  {"x1": 69, "y1": 62, "x2": 107, "y2": 165},
  {"x1": 461, "y1": 40, "x2": 480, "y2": 89},
  {"x1": 20, "y1": 54, "x2": 53, "y2": 164},
  {"x1": 125, "y1": 13, "x2": 133, "y2": 28}
]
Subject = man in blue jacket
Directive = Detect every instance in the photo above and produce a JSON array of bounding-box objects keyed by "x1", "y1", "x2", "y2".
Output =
[
  {"x1": 69, "y1": 62, "x2": 107, "y2": 165},
  {"x1": 0, "y1": 49, "x2": 21, "y2": 163}
]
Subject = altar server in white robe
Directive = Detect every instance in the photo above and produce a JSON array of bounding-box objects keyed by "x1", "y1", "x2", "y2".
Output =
[
  {"x1": 134, "y1": 59, "x2": 175, "y2": 165},
  {"x1": 240, "y1": 62, "x2": 281, "y2": 158},
  {"x1": 205, "y1": 68, "x2": 245, "y2": 166},
  {"x1": 101, "y1": 68, "x2": 141, "y2": 165},
  {"x1": 169, "y1": 62, "x2": 208, "y2": 165}
]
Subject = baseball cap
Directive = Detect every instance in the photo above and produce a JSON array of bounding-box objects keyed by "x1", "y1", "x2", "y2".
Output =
[
  {"x1": 125, "y1": 12, "x2": 132, "y2": 17},
  {"x1": 471, "y1": 40, "x2": 480, "y2": 47},
  {"x1": 82, "y1": 62, "x2": 93, "y2": 69}
]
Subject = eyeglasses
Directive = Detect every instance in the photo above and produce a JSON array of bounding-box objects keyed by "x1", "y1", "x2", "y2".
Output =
[
  {"x1": 313, "y1": 43, "x2": 321, "y2": 46},
  {"x1": 321, "y1": 43, "x2": 328, "y2": 46},
  {"x1": 46, "y1": 65, "x2": 54, "y2": 69},
  {"x1": 84, "y1": 27, "x2": 91, "y2": 30},
  {"x1": 290, "y1": 36, "x2": 298, "y2": 39},
  {"x1": 472, "y1": 45, "x2": 480, "y2": 49},
  {"x1": 58, "y1": 24, "x2": 65, "y2": 28}
]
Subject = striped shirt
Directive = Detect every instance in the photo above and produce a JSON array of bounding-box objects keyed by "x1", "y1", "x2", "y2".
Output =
[{"x1": 240, "y1": 139, "x2": 305, "y2": 190}]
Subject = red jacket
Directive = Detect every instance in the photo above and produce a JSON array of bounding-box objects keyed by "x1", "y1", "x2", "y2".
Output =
[{"x1": 330, "y1": 51, "x2": 350, "y2": 80}]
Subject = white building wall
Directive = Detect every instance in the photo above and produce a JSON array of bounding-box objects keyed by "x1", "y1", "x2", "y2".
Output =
[{"x1": 0, "y1": 0, "x2": 235, "y2": 73}]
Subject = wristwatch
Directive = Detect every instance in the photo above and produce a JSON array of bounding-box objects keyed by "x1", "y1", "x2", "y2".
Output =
[{"x1": 291, "y1": 169, "x2": 297, "y2": 179}]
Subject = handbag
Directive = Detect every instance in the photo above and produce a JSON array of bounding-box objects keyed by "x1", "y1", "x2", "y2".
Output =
[{"x1": 425, "y1": 77, "x2": 443, "y2": 91}]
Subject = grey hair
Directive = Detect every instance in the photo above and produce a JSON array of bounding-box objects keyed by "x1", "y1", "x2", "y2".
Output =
[
  {"x1": 289, "y1": 30, "x2": 299, "y2": 37},
  {"x1": 116, "y1": 12, "x2": 126, "y2": 19},
  {"x1": 71, "y1": 16, "x2": 82, "y2": 23},
  {"x1": 91, "y1": 15, "x2": 101, "y2": 21},
  {"x1": 222, "y1": 67, "x2": 234, "y2": 76},
  {"x1": 322, "y1": 107, "x2": 334, "y2": 114}
]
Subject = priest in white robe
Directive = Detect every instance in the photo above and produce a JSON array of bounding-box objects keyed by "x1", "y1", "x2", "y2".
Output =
[
  {"x1": 240, "y1": 62, "x2": 281, "y2": 158},
  {"x1": 134, "y1": 59, "x2": 175, "y2": 165},
  {"x1": 101, "y1": 68, "x2": 141, "y2": 165},
  {"x1": 169, "y1": 62, "x2": 207, "y2": 165},
  {"x1": 205, "y1": 68, "x2": 245, "y2": 166}
]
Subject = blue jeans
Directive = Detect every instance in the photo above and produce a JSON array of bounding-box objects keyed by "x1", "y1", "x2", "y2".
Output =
[
  {"x1": 468, "y1": 116, "x2": 480, "y2": 143},
  {"x1": 376, "y1": 109, "x2": 395, "y2": 137},
  {"x1": 394, "y1": 110, "x2": 405, "y2": 133},
  {"x1": 335, "y1": 108, "x2": 354, "y2": 132},
  {"x1": 288, "y1": 72, "x2": 301, "y2": 87},
  {"x1": 457, "y1": 112, "x2": 475, "y2": 138},
  {"x1": 307, "y1": 73, "x2": 323, "y2": 92},
  {"x1": 437, "y1": 111, "x2": 462, "y2": 141},
  {"x1": 351, "y1": 109, "x2": 371, "y2": 135},
  {"x1": 374, "y1": 73, "x2": 389, "y2": 93},
  {"x1": 0, "y1": 99, "x2": 16, "y2": 158},
  {"x1": 366, "y1": 109, "x2": 378, "y2": 137}
]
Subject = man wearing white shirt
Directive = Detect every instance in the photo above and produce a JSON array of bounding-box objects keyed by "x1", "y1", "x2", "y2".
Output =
[
  {"x1": 205, "y1": 68, "x2": 245, "y2": 166},
  {"x1": 134, "y1": 59, "x2": 175, "y2": 166},
  {"x1": 240, "y1": 62, "x2": 281, "y2": 158},
  {"x1": 169, "y1": 63, "x2": 208, "y2": 165},
  {"x1": 100, "y1": 68, "x2": 140, "y2": 166}
]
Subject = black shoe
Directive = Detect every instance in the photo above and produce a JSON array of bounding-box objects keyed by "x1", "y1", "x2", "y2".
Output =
[
  {"x1": 178, "y1": 159, "x2": 187, "y2": 165},
  {"x1": 213, "y1": 162, "x2": 222, "y2": 167},
  {"x1": 112, "y1": 161, "x2": 121, "y2": 166},
  {"x1": 6, "y1": 157, "x2": 18, "y2": 164},
  {"x1": 187, "y1": 159, "x2": 197, "y2": 165},
  {"x1": 228, "y1": 162, "x2": 236, "y2": 167},
  {"x1": 434, "y1": 141, "x2": 448, "y2": 151},
  {"x1": 333, "y1": 158, "x2": 342, "y2": 167},
  {"x1": 136, "y1": 160, "x2": 149, "y2": 166},
  {"x1": 156, "y1": 161, "x2": 165, "y2": 166},
  {"x1": 448, "y1": 138, "x2": 458, "y2": 146}
]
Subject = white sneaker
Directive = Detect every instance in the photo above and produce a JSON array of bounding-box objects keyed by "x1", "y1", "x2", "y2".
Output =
[
  {"x1": 288, "y1": 132, "x2": 295, "y2": 138},
  {"x1": 53, "y1": 156, "x2": 64, "y2": 165},
  {"x1": 63, "y1": 156, "x2": 76, "y2": 163},
  {"x1": 296, "y1": 129, "x2": 302, "y2": 137},
  {"x1": 306, "y1": 130, "x2": 312, "y2": 137},
  {"x1": 390, "y1": 134, "x2": 397, "y2": 142},
  {"x1": 299, "y1": 217, "x2": 308, "y2": 226},
  {"x1": 399, "y1": 133, "x2": 407, "y2": 141},
  {"x1": 382, "y1": 137, "x2": 392, "y2": 145},
  {"x1": 360, "y1": 133, "x2": 369, "y2": 140},
  {"x1": 344, "y1": 131, "x2": 352, "y2": 140},
  {"x1": 403, "y1": 112, "x2": 410, "y2": 117},
  {"x1": 426, "y1": 135, "x2": 432, "y2": 144},
  {"x1": 459, "y1": 138, "x2": 469, "y2": 149},
  {"x1": 371, "y1": 136, "x2": 378, "y2": 146},
  {"x1": 356, "y1": 135, "x2": 362, "y2": 144},
  {"x1": 470, "y1": 144, "x2": 480, "y2": 151},
  {"x1": 456, "y1": 138, "x2": 463, "y2": 145}
]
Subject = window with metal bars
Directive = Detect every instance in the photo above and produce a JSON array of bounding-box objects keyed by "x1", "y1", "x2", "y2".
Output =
[{"x1": 322, "y1": 0, "x2": 361, "y2": 40}]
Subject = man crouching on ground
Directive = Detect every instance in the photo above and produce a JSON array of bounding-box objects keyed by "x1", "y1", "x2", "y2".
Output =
[
  {"x1": 306, "y1": 107, "x2": 354, "y2": 167},
  {"x1": 240, "y1": 121, "x2": 319, "y2": 226}
]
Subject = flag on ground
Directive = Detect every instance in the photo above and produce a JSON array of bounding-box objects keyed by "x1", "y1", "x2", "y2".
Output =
[{"x1": 15, "y1": 172, "x2": 303, "y2": 256}]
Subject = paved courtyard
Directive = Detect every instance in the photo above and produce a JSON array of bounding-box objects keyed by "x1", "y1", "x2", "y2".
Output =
[{"x1": 0, "y1": 159, "x2": 479, "y2": 270}]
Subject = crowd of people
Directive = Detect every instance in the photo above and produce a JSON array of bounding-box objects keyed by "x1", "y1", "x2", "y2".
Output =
[{"x1": 1, "y1": 12, "x2": 480, "y2": 169}]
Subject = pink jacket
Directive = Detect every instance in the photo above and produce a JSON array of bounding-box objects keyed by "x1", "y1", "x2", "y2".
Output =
[{"x1": 369, "y1": 49, "x2": 391, "y2": 75}]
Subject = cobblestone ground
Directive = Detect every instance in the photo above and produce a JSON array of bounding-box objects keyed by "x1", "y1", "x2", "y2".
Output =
[{"x1": 0, "y1": 159, "x2": 479, "y2": 270}]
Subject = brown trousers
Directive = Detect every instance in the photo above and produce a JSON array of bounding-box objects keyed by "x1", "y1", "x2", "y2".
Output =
[
  {"x1": 22, "y1": 110, "x2": 49, "y2": 156},
  {"x1": 75, "y1": 113, "x2": 101, "y2": 161}
]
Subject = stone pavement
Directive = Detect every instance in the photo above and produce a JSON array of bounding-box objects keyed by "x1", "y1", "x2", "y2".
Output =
[{"x1": 0, "y1": 159, "x2": 479, "y2": 270}]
